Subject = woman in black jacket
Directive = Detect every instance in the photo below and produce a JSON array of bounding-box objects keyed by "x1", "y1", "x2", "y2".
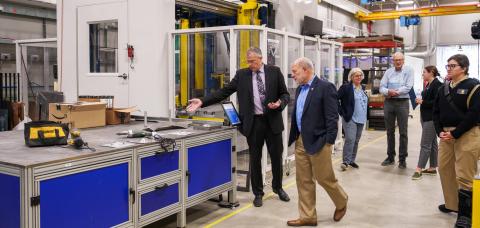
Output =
[
  {"x1": 412, "y1": 66, "x2": 442, "y2": 180},
  {"x1": 338, "y1": 68, "x2": 368, "y2": 171}
]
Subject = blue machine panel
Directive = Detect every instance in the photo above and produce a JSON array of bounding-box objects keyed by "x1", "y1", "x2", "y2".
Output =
[
  {"x1": 140, "y1": 183, "x2": 179, "y2": 216},
  {"x1": 187, "y1": 139, "x2": 232, "y2": 197},
  {"x1": 40, "y1": 163, "x2": 130, "y2": 228},
  {"x1": 0, "y1": 173, "x2": 20, "y2": 228},
  {"x1": 141, "y1": 150, "x2": 179, "y2": 180}
]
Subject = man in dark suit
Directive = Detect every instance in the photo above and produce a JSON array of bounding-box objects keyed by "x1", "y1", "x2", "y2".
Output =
[
  {"x1": 287, "y1": 57, "x2": 348, "y2": 227},
  {"x1": 187, "y1": 47, "x2": 290, "y2": 207}
]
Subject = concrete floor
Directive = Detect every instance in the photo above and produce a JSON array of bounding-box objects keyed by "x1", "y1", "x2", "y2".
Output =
[{"x1": 155, "y1": 110, "x2": 458, "y2": 228}]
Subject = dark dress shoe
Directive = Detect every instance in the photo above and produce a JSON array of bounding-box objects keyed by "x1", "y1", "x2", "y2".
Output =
[
  {"x1": 333, "y1": 206, "x2": 347, "y2": 222},
  {"x1": 349, "y1": 162, "x2": 359, "y2": 169},
  {"x1": 438, "y1": 204, "x2": 457, "y2": 213},
  {"x1": 398, "y1": 161, "x2": 407, "y2": 169},
  {"x1": 287, "y1": 218, "x2": 317, "y2": 226},
  {"x1": 381, "y1": 157, "x2": 395, "y2": 166},
  {"x1": 253, "y1": 195, "x2": 263, "y2": 207},
  {"x1": 273, "y1": 188, "x2": 290, "y2": 202}
]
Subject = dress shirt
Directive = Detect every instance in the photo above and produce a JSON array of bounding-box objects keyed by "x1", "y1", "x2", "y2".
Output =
[
  {"x1": 379, "y1": 66, "x2": 414, "y2": 99},
  {"x1": 296, "y1": 76, "x2": 315, "y2": 132},
  {"x1": 252, "y1": 64, "x2": 266, "y2": 114}
]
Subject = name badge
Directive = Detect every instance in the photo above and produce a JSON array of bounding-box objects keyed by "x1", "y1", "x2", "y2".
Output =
[{"x1": 457, "y1": 89, "x2": 468, "y2": 95}]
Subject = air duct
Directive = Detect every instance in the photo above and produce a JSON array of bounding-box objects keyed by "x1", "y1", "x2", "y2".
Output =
[
  {"x1": 404, "y1": 3, "x2": 418, "y2": 51},
  {"x1": 405, "y1": 3, "x2": 437, "y2": 57}
]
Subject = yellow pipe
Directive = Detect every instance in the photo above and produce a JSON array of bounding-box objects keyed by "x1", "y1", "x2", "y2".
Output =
[
  {"x1": 474, "y1": 177, "x2": 480, "y2": 228},
  {"x1": 238, "y1": 0, "x2": 260, "y2": 68},
  {"x1": 356, "y1": 4, "x2": 480, "y2": 22},
  {"x1": 180, "y1": 19, "x2": 189, "y2": 107},
  {"x1": 194, "y1": 22, "x2": 205, "y2": 91}
]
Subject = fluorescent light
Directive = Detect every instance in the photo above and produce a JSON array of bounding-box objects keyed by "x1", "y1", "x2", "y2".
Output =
[
  {"x1": 304, "y1": 0, "x2": 313, "y2": 3},
  {"x1": 398, "y1": 0, "x2": 414, "y2": 5}
]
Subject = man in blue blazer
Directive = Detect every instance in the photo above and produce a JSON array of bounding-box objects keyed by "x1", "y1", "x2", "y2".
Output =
[{"x1": 287, "y1": 57, "x2": 348, "y2": 227}]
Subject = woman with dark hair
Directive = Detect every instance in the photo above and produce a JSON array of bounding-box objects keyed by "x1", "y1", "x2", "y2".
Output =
[
  {"x1": 412, "y1": 66, "x2": 442, "y2": 180},
  {"x1": 433, "y1": 54, "x2": 480, "y2": 228},
  {"x1": 338, "y1": 68, "x2": 368, "y2": 171}
]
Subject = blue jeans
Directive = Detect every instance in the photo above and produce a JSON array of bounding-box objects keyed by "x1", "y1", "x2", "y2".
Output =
[{"x1": 342, "y1": 118, "x2": 364, "y2": 164}]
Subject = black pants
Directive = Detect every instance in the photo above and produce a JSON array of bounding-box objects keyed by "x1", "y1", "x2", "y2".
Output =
[{"x1": 246, "y1": 115, "x2": 284, "y2": 196}]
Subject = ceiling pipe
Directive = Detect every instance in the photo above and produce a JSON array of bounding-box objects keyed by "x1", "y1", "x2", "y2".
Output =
[
  {"x1": 405, "y1": 2, "x2": 437, "y2": 57},
  {"x1": 404, "y1": 25, "x2": 418, "y2": 51},
  {"x1": 404, "y1": 2, "x2": 418, "y2": 51}
]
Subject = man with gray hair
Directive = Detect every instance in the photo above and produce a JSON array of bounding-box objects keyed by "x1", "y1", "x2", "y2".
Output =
[
  {"x1": 287, "y1": 57, "x2": 348, "y2": 226},
  {"x1": 380, "y1": 52, "x2": 414, "y2": 168},
  {"x1": 187, "y1": 47, "x2": 291, "y2": 207}
]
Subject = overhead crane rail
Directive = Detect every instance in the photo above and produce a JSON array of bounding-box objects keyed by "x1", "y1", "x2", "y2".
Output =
[{"x1": 356, "y1": 3, "x2": 480, "y2": 22}]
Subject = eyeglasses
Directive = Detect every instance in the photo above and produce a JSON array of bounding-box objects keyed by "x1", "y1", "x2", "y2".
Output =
[{"x1": 445, "y1": 64, "x2": 459, "y2": 70}]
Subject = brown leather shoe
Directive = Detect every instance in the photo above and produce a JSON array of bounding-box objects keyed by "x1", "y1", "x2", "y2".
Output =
[
  {"x1": 286, "y1": 218, "x2": 317, "y2": 226},
  {"x1": 333, "y1": 206, "x2": 347, "y2": 222}
]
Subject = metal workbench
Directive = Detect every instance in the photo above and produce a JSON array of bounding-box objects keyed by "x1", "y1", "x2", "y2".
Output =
[{"x1": 0, "y1": 120, "x2": 238, "y2": 228}]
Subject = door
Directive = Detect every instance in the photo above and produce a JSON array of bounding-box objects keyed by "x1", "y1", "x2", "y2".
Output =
[{"x1": 77, "y1": 1, "x2": 129, "y2": 107}]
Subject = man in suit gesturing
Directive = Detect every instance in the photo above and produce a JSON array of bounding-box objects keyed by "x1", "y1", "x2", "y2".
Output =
[
  {"x1": 287, "y1": 57, "x2": 348, "y2": 226},
  {"x1": 187, "y1": 47, "x2": 290, "y2": 207}
]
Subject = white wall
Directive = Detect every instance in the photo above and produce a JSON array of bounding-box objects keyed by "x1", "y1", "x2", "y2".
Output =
[
  {"x1": 275, "y1": 0, "x2": 317, "y2": 34},
  {"x1": 58, "y1": 0, "x2": 175, "y2": 117}
]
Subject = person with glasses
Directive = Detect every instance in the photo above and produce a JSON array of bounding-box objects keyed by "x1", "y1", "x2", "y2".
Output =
[
  {"x1": 411, "y1": 66, "x2": 442, "y2": 180},
  {"x1": 187, "y1": 47, "x2": 291, "y2": 207},
  {"x1": 433, "y1": 54, "x2": 480, "y2": 227},
  {"x1": 337, "y1": 68, "x2": 368, "y2": 171},
  {"x1": 433, "y1": 54, "x2": 480, "y2": 228},
  {"x1": 379, "y1": 52, "x2": 414, "y2": 169}
]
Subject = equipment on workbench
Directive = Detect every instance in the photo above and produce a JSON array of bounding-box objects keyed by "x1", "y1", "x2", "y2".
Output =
[
  {"x1": 67, "y1": 129, "x2": 96, "y2": 151},
  {"x1": 24, "y1": 121, "x2": 69, "y2": 147},
  {"x1": 117, "y1": 128, "x2": 177, "y2": 152}
]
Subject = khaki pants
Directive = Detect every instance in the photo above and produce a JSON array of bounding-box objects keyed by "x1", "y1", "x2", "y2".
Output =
[
  {"x1": 295, "y1": 137, "x2": 348, "y2": 221},
  {"x1": 438, "y1": 127, "x2": 480, "y2": 211}
]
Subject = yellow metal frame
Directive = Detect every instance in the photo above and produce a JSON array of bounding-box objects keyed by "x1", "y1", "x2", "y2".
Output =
[
  {"x1": 356, "y1": 4, "x2": 480, "y2": 22},
  {"x1": 179, "y1": 19, "x2": 189, "y2": 107},
  {"x1": 474, "y1": 177, "x2": 480, "y2": 228},
  {"x1": 194, "y1": 21, "x2": 205, "y2": 91},
  {"x1": 176, "y1": 115, "x2": 225, "y2": 122},
  {"x1": 238, "y1": 0, "x2": 260, "y2": 68}
]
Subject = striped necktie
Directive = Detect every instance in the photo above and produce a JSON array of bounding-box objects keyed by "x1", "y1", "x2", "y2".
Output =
[{"x1": 255, "y1": 71, "x2": 266, "y2": 103}]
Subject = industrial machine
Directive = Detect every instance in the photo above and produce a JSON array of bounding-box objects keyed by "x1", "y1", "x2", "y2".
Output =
[{"x1": 174, "y1": 0, "x2": 274, "y2": 122}]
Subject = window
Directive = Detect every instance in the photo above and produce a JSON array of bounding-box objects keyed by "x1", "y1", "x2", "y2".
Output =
[
  {"x1": 89, "y1": 21, "x2": 118, "y2": 73},
  {"x1": 436, "y1": 45, "x2": 479, "y2": 80}
]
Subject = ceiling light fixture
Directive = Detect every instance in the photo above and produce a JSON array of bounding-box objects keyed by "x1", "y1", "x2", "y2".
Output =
[{"x1": 398, "y1": 0, "x2": 414, "y2": 5}]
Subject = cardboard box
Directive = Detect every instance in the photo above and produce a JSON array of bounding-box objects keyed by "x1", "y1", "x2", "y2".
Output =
[
  {"x1": 49, "y1": 102, "x2": 106, "y2": 129},
  {"x1": 106, "y1": 107, "x2": 137, "y2": 125}
]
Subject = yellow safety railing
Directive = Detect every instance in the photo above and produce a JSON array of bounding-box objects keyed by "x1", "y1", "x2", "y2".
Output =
[{"x1": 474, "y1": 176, "x2": 480, "y2": 228}]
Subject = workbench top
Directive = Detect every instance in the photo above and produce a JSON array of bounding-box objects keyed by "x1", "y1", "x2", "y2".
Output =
[{"x1": 0, "y1": 120, "x2": 234, "y2": 168}]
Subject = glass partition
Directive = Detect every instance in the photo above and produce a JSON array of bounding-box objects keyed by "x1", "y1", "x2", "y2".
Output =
[
  {"x1": 286, "y1": 37, "x2": 301, "y2": 156},
  {"x1": 320, "y1": 43, "x2": 332, "y2": 81},
  {"x1": 266, "y1": 33, "x2": 283, "y2": 68},
  {"x1": 174, "y1": 31, "x2": 231, "y2": 119},
  {"x1": 17, "y1": 40, "x2": 58, "y2": 121},
  {"x1": 335, "y1": 45, "x2": 344, "y2": 87}
]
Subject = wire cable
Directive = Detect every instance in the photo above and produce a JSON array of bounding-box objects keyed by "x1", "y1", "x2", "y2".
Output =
[{"x1": 153, "y1": 134, "x2": 176, "y2": 152}]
